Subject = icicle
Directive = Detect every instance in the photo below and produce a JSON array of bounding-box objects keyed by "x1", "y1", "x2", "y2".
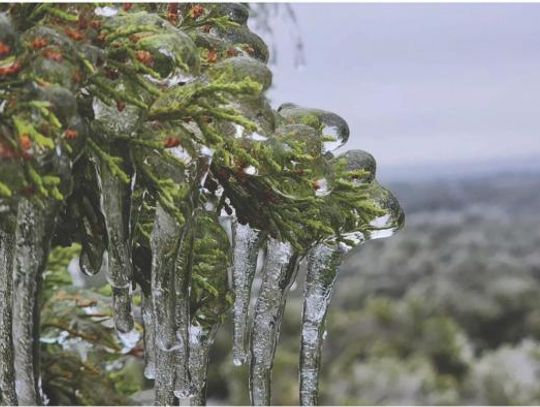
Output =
[
  {"x1": 188, "y1": 324, "x2": 219, "y2": 406},
  {"x1": 150, "y1": 204, "x2": 182, "y2": 405},
  {"x1": 155, "y1": 346, "x2": 177, "y2": 406},
  {"x1": 94, "y1": 159, "x2": 134, "y2": 333},
  {"x1": 0, "y1": 221, "x2": 17, "y2": 406},
  {"x1": 298, "y1": 149, "x2": 405, "y2": 405},
  {"x1": 142, "y1": 291, "x2": 156, "y2": 380},
  {"x1": 299, "y1": 244, "x2": 343, "y2": 406},
  {"x1": 231, "y1": 222, "x2": 265, "y2": 366},
  {"x1": 12, "y1": 199, "x2": 58, "y2": 406},
  {"x1": 249, "y1": 238, "x2": 299, "y2": 406},
  {"x1": 173, "y1": 229, "x2": 192, "y2": 400},
  {"x1": 187, "y1": 210, "x2": 232, "y2": 405}
]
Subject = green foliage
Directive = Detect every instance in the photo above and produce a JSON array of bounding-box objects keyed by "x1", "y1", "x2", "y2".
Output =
[
  {"x1": 40, "y1": 244, "x2": 144, "y2": 405},
  {"x1": 0, "y1": 3, "x2": 405, "y2": 405}
]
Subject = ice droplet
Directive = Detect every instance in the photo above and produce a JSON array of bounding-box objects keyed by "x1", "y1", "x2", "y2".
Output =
[
  {"x1": 365, "y1": 181, "x2": 405, "y2": 241},
  {"x1": 338, "y1": 149, "x2": 377, "y2": 185},
  {"x1": 277, "y1": 103, "x2": 350, "y2": 153}
]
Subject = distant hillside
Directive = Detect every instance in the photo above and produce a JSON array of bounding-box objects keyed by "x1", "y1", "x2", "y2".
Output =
[
  {"x1": 379, "y1": 155, "x2": 540, "y2": 184},
  {"x1": 386, "y1": 170, "x2": 540, "y2": 215}
]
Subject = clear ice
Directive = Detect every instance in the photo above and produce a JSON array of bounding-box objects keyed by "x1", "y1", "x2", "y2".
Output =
[
  {"x1": 94, "y1": 158, "x2": 135, "y2": 333},
  {"x1": 12, "y1": 199, "x2": 58, "y2": 405},
  {"x1": 173, "y1": 228, "x2": 192, "y2": 400},
  {"x1": 231, "y1": 222, "x2": 266, "y2": 366},
  {"x1": 299, "y1": 150, "x2": 404, "y2": 405},
  {"x1": 142, "y1": 292, "x2": 156, "y2": 380},
  {"x1": 187, "y1": 324, "x2": 218, "y2": 406},
  {"x1": 150, "y1": 204, "x2": 183, "y2": 405},
  {"x1": 277, "y1": 103, "x2": 350, "y2": 153},
  {"x1": 299, "y1": 244, "x2": 343, "y2": 406},
  {"x1": 250, "y1": 238, "x2": 299, "y2": 406},
  {"x1": 0, "y1": 221, "x2": 17, "y2": 405}
]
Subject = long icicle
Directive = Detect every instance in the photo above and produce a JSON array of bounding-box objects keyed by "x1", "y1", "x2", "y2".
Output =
[
  {"x1": 12, "y1": 198, "x2": 58, "y2": 405},
  {"x1": 0, "y1": 220, "x2": 18, "y2": 405},
  {"x1": 231, "y1": 221, "x2": 265, "y2": 366},
  {"x1": 150, "y1": 204, "x2": 182, "y2": 405},
  {"x1": 173, "y1": 227, "x2": 192, "y2": 400},
  {"x1": 142, "y1": 290, "x2": 156, "y2": 380},
  {"x1": 299, "y1": 243, "x2": 343, "y2": 406},
  {"x1": 94, "y1": 157, "x2": 135, "y2": 333},
  {"x1": 249, "y1": 238, "x2": 299, "y2": 406},
  {"x1": 188, "y1": 324, "x2": 219, "y2": 406}
]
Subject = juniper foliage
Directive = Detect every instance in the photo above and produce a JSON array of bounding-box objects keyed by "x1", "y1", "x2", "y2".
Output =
[{"x1": 0, "y1": 3, "x2": 403, "y2": 405}]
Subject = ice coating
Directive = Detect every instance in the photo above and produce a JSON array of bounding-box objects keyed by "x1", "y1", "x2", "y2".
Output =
[
  {"x1": 300, "y1": 244, "x2": 343, "y2": 406},
  {"x1": 72, "y1": 165, "x2": 107, "y2": 277},
  {"x1": 94, "y1": 6, "x2": 118, "y2": 17},
  {"x1": 118, "y1": 327, "x2": 141, "y2": 354},
  {"x1": 0, "y1": 221, "x2": 17, "y2": 405},
  {"x1": 250, "y1": 238, "x2": 299, "y2": 406},
  {"x1": 187, "y1": 324, "x2": 218, "y2": 406},
  {"x1": 94, "y1": 157, "x2": 134, "y2": 333},
  {"x1": 187, "y1": 210, "x2": 232, "y2": 404},
  {"x1": 12, "y1": 199, "x2": 58, "y2": 405},
  {"x1": 299, "y1": 150, "x2": 405, "y2": 405},
  {"x1": 278, "y1": 103, "x2": 350, "y2": 153},
  {"x1": 79, "y1": 250, "x2": 103, "y2": 277},
  {"x1": 231, "y1": 222, "x2": 266, "y2": 366},
  {"x1": 102, "y1": 11, "x2": 200, "y2": 79},
  {"x1": 150, "y1": 204, "x2": 182, "y2": 404},
  {"x1": 92, "y1": 96, "x2": 140, "y2": 136},
  {"x1": 339, "y1": 149, "x2": 377, "y2": 184},
  {"x1": 141, "y1": 292, "x2": 156, "y2": 380},
  {"x1": 271, "y1": 123, "x2": 335, "y2": 199},
  {"x1": 213, "y1": 3, "x2": 250, "y2": 25},
  {"x1": 173, "y1": 228, "x2": 191, "y2": 400},
  {"x1": 366, "y1": 182, "x2": 405, "y2": 241},
  {"x1": 207, "y1": 56, "x2": 273, "y2": 92}
]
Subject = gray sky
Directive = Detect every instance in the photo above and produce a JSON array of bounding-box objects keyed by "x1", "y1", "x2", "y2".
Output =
[{"x1": 260, "y1": 4, "x2": 540, "y2": 177}]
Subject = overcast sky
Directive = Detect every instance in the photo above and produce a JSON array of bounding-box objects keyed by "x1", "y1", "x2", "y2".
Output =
[{"x1": 258, "y1": 4, "x2": 540, "y2": 177}]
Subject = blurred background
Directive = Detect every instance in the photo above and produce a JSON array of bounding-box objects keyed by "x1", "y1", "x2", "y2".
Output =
[
  {"x1": 203, "y1": 4, "x2": 540, "y2": 405},
  {"x1": 39, "y1": 4, "x2": 540, "y2": 405}
]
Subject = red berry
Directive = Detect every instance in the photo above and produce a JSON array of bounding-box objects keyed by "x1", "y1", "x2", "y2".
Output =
[
  {"x1": 0, "y1": 41, "x2": 11, "y2": 57},
  {"x1": 64, "y1": 129, "x2": 78, "y2": 140}
]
